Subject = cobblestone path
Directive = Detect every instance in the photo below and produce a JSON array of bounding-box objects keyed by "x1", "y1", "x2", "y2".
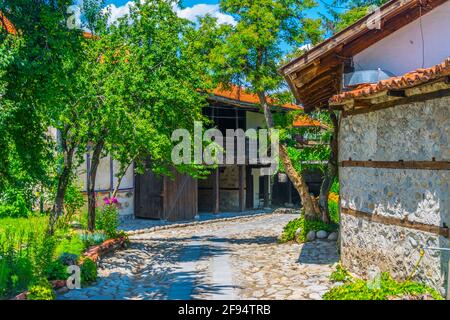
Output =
[{"x1": 59, "y1": 213, "x2": 339, "y2": 300}]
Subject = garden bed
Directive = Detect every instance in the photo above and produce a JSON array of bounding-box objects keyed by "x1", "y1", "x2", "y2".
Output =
[{"x1": 12, "y1": 235, "x2": 129, "y2": 300}]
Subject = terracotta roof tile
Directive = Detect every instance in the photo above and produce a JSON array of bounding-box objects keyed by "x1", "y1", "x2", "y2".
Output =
[
  {"x1": 292, "y1": 115, "x2": 324, "y2": 128},
  {"x1": 212, "y1": 85, "x2": 328, "y2": 128},
  {"x1": 330, "y1": 57, "x2": 450, "y2": 104},
  {"x1": 212, "y1": 85, "x2": 302, "y2": 110},
  {"x1": 0, "y1": 11, "x2": 17, "y2": 35}
]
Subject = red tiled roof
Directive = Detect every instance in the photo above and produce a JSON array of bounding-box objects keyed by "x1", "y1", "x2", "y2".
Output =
[
  {"x1": 330, "y1": 57, "x2": 450, "y2": 104},
  {"x1": 293, "y1": 115, "x2": 327, "y2": 129},
  {"x1": 0, "y1": 11, "x2": 17, "y2": 35},
  {"x1": 212, "y1": 85, "x2": 302, "y2": 110}
]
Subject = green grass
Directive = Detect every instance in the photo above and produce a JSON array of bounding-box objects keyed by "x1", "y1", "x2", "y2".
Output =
[
  {"x1": 0, "y1": 216, "x2": 86, "y2": 257},
  {"x1": 323, "y1": 272, "x2": 443, "y2": 300},
  {"x1": 0, "y1": 215, "x2": 48, "y2": 235},
  {"x1": 0, "y1": 216, "x2": 90, "y2": 299},
  {"x1": 329, "y1": 263, "x2": 352, "y2": 283}
]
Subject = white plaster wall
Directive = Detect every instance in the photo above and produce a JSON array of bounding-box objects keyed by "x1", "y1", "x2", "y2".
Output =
[
  {"x1": 246, "y1": 111, "x2": 267, "y2": 130},
  {"x1": 95, "y1": 156, "x2": 112, "y2": 190},
  {"x1": 252, "y1": 168, "x2": 260, "y2": 208},
  {"x1": 75, "y1": 154, "x2": 134, "y2": 217},
  {"x1": 354, "y1": 1, "x2": 450, "y2": 76},
  {"x1": 112, "y1": 160, "x2": 134, "y2": 189},
  {"x1": 246, "y1": 111, "x2": 267, "y2": 208}
]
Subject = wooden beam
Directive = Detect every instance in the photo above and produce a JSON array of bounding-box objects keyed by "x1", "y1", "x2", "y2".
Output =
[
  {"x1": 340, "y1": 160, "x2": 450, "y2": 170},
  {"x1": 352, "y1": 98, "x2": 376, "y2": 108},
  {"x1": 263, "y1": 175, "x2": 270, "y2": 207},
  {"x1": 341, "y1": 207, "x2": 450, "y2": 238},
  {"x1": 280, "y1": 0, "x2": 425, "y2": 75},
  {"x1": 213, "y1": 168, "x2": 220, "y2": 214},
  {"x1": 239, "y1": 165, "x2": 245, "y2": 212},
  {"x1": 342, "y1": 87, "x2": 450, "y2": 117},
  {"x1": 281, "y1": 0, "x2": 449, "y2": 112},
  {"x1": 245, "y1": 166, "x2": 253, "y2": 209},
  {"x1": 387, "y1": 89, "x2": 407, "y2": 97}
]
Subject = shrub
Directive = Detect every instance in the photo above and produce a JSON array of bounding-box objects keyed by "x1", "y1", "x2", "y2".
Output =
[
  {"x1": 280, "y1": 213, "x2": 338, "y2": 243},
  {"x1": 0, "y1": 228, "x2": 39, "y2": 298},
  {"x1": 0, "y1": 189, "x2": 31, "y2": 218},
  {"x1": 62, "y1": 182, "x2": 85, "y2": 223},
  {"x1": 80, "y1": 258, "x2": 97, "y2": 286},
  {"x1": 330, "y1": 178, "x2": 339, "y2": 194},
  {"x1": 45, "y1": 259, "x2": 69, "y2": 281},
  {"x1": 329, "y1": 263, "x2": 352, "y2": 283},
  {"x1": 27, "y1": 279, "x2": 55, "y2": 300},
  {"x1": 34, "y1": 235, "x2": 58, "y2": 278},
  {"x1": 0, "y1": 217, "x2": 67, "y2": 298},
  {"x1": 96, "y1": 202, "x2": 119, "y2": 238},
  {"x1": 116, "y1": 230, "x2": 130, "y2": 246},
  {"x1": 323, "y1": 272, "x2": 443, "y2": 300},
  {"x1": 328, "y1": 198, "x2": 339, "y2": 224},
  {"x1": 54, "y1": 233, "x2": 85, "y2": 258}
]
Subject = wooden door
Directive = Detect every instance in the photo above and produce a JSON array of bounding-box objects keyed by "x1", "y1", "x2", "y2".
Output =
[
  {"x1": 163, "y1": 170, "x2": 198, "y2": 221},
  {"x1": 134, "y1": 168, "x2": 164, "y2": 219}
]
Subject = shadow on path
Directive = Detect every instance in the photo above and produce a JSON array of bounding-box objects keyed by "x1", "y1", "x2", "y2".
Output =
[{"x1": 297, "y1": 241, "x2": 339, "y2": 265}]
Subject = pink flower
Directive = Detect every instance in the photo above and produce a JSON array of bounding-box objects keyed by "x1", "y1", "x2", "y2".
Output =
[
  {"x1": 111, "y1": 197, "x2": 118, "y2": 204},
  {"x1": 103, "y1": 196, "x2": 111, "y2": 205}
]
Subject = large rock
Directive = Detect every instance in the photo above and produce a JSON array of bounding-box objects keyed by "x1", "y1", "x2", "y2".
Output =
[
  {"x1": 316, "y1": 230, "x2": 328, "y2": 239},
  {"x1": 328, "y1": 232, "x2": 338, "y2": 241},
  {"x1": 306, "y1": 230, "x2": 316, "y2": 241}
]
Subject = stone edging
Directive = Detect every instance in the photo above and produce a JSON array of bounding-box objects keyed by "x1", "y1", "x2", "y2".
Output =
[
  {"x1": 12, "y1": 236, "x2": 128, "y2": 300},
  {"x1": 127, "y1": 211, "x2": 284, "y2": 236}
]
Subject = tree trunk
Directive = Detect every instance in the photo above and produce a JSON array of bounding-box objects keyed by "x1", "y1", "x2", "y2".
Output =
[
  {"x1": 87, "y1": 139, "x2": 105, "y2": 232},
  {"x1": 48, "y1": 146, "x2": 75, "y2": 235},
  {"x1": 257, "y1": 91, "x2": 319, "y2": 220},
  {"x1": 318, "y1": 109, "x2": 339, "y2": 224},
  {"x1": 111, "y1": 161, "x2": 132, "y2": 199}
]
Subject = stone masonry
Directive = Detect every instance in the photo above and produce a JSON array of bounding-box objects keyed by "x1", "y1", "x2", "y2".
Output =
[{"x1": 339, "y1": 96, "x2": 450, "y2": 295}]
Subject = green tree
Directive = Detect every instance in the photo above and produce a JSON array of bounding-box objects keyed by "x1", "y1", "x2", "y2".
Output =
[
  {"x1": 2, "y1": 0, "x2": 104, "y2": 233},
  {"x1": 82, "y1": 0, "x2": 221, "y2": 230},
  {"x1": 320, "y1": 0, "x2": 389, "y2": 34},
  {"x1": 0, "y1": 2, "x2": 72, "y2": 217},
  {"x1": 210, "y1": 0, "x2": 327, "y2": 220}
]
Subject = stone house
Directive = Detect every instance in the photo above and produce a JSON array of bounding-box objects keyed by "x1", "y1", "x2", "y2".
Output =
[{"x1": 280, "y1": 0, "x2": 450, "y2": 294}]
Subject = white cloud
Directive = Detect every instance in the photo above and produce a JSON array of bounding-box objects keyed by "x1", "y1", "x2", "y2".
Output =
[
  {"x1": 70, "y1": 1, "x2": 236, "y2": 30},
  {"x1": 176, "y1": 4, "x2": 236, "y2": 26},
  {"x1": 103, "y1": 1, "x2": 236, "y2": 26},
  {"x1": 103, "y1": 1, "x2": 136, "y2": 25}
]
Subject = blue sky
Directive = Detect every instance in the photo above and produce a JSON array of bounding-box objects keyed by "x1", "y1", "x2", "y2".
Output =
[
  {"x1": 104, "y1": 0, "x2": 334, "y2": 19},
  {"x1": 100, "y1": 0, "x2": 340, "y2": 53}
]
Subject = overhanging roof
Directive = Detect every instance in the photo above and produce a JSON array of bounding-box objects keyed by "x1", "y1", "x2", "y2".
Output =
[{"x1": 279, "y1": 0, "x2": 449, "y2": 112}]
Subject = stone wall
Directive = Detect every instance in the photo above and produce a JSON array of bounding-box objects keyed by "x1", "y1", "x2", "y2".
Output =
[{"x1": 339, "y1": 96, "x2": 450, "y2": 294}]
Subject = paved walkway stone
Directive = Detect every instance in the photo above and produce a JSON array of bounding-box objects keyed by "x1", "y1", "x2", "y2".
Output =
[{"x1": 58, "y1": 213, "x2": 338, "y2": 300}]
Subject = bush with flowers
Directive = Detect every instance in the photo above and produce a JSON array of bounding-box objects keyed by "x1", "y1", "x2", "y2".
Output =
[{"x1": 96, "y1": 196, "x2": 120, "y2": 238}]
